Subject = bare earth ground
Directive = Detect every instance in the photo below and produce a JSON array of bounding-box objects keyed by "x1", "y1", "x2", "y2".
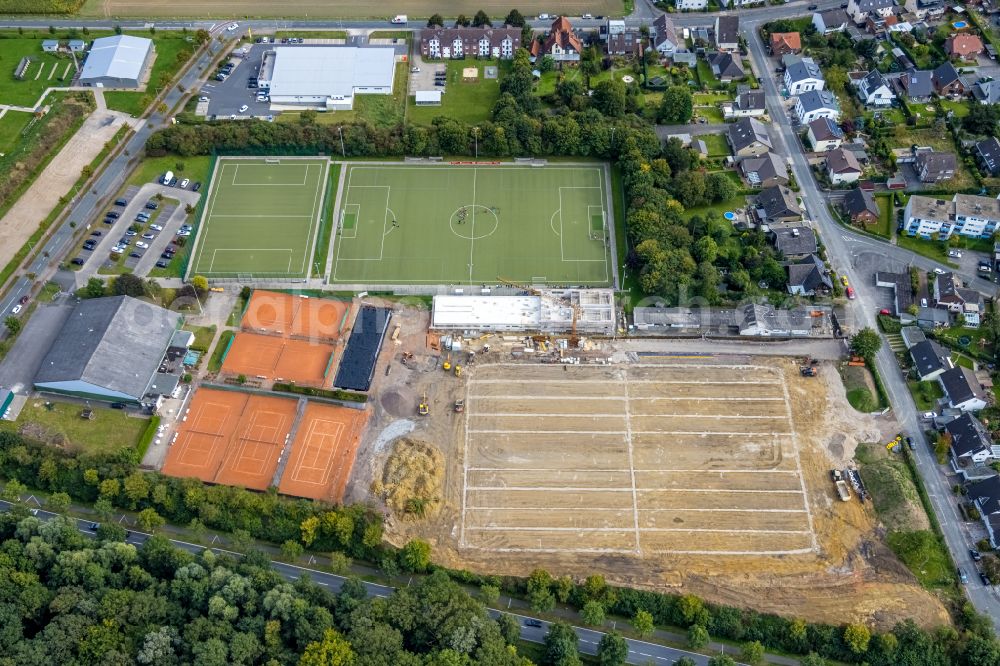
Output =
[
  {"x1": 0, "y1": 106, "x2": 138, "y2": 276},
  {"x1": 82, "y1": 0, "x2": 623, "y2": 18},
  {"x1": 350, "y1": 334, "x2": 949, "y2": 630}
]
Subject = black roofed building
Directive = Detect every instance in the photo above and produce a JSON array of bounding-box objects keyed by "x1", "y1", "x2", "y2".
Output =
[
  {"x1": 946, "y1": 412, "x2": 996, "y2": 467},
  {"x1": 843, "y1": 187, "x2": 879, "y2": 224},
  {"x1": 727, "y1": 117, "x2": 772, "y2": 158},
  {"x1": 967, "y1": 475, "x2": 1000, "y2": 548},
  {"x1": 768, "y1": 222, "x2": 817, "y2": 260},
  {"x1": 975, "y1": 137, "x2": 1000, "y2": 177},
  {"x1": 754, "y1": 185, "x2": 802, "y2": 224},
  {"x1": 939, "y1": 366, "x2": 989, "y2": 412},
  {"x1": 909, "y1": 339, "x2": 952, "y2": 381},
  {"x1": 34, "y1": 295, "x2": 182, "y2": 406},
  {"x1": 739, "y1": 152, "x2": 789, "y2": 188},
  {"x1": 787, "y1": 254, "x2": 832, "y2": 296}
]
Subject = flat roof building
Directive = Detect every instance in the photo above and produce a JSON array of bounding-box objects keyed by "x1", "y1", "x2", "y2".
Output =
[
  {"x1": 79, "y1": 35, "x2": 153, "y2": 89},
  {"x1": 34, "y1": 295, "x2": 181, "y2": 405},
  {"x1": 432, "y1": 289, "x2": 616, "y2": 334},
  {"x1": 259, "y1": 46, "x2": 395, "y2": 111}
]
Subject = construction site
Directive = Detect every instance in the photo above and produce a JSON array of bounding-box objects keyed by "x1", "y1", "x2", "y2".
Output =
[{"x1": 345, "y1": 297, "x2": 949, "y2": 629}]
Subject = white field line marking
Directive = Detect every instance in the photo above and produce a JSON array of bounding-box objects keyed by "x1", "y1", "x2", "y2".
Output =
[
  {"x1": 469, "y1": 412, "x2": 787, "y2": 419},
  {"x1": 468, "y1": 486, "x2": 805, "y2": 494},
  {"x1": 780, "y1": 367, "x2": 819, "y2": 552},
  {"x1": 468, "y1": 429, "x2": 793, "y2": 435},
  {"x1": 467, "y1": 395, "x2": 786, "y2": 401},
  {"x1": 208, "y1": 214, "x2": 314, "y2": 218},
  {"x1": 461, "y1": 545, "x2": 815, "y2": 556},
  {"x1": 469, "y1": 379, "x2": 783, "y2": 386},
  {"x1": 556, "y1": 186, "x2": 607, "y2": 263},
  {"x1": 467, "y1": 467, "x2": 801, "y2": 474},
  {"x1": 460, "y1": 367, "x2": 472, "y2": 547},
  {"x1": 464, "y1": 526, "x2": 813, "y2": 534},
  {"x1": 466, "y1": 506, "x2": 809, "y2": 513},
  {"x1": 469, "y1": 167, "x2": 477, "y2": 285}
]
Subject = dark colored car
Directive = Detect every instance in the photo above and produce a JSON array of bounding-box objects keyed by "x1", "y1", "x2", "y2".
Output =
[
  {"x1": 808, "y1": 3, "x2": 817, "y2": 8},
  {"x1": 105, "y1": 211, "x2": 120, "y2": 219},
  {"x1": 110, "y1": 402, "x2": 126, "y2": 409},
  {"x1": 91, "y1": 231, "x2": 102, "y2": 236},
  {"x1": 129, "y1": 252, "x2": 141, "y2": 258},
  {"x1": 114, "y1": 198, "x2": 128, "y2": 206},
  {"x1": 145, "y1": 201, "x2": 158, "y2": 210},
  {"x1": 70, "y1": 257, "x2": 85, "y2": 266},
  {"x1": 193, "y1": 182, "x2": 202, "y2": 192},
  {"x1": 981, "y1": 572, "x2": 991, "y2": 586},
  {"x1": 103, "y1": 217, "x2": 115, "y2": 224},
  {"x1": 906, "y1": 436, "x2": 914, "y2": 451},
  {"x1": 88, "y1": 523, "x2": 99, "y2": 531},
  {"x1": 523, "y1": 619, "x2": 543, "y2": 628},
  {"x1": 155, "y1": 260, "x2": 169, "y2": 268},
  {"x1": 972, "y1": 549, "x2": 983, "y2": 562},
  {"x1": 19, "y1": 296, "x2": 29, "y2": 305}
]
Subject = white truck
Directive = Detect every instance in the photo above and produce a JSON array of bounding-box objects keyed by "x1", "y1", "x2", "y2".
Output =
[{"x1": 391, "y1": 14, "x2": 407, "y2": 24}]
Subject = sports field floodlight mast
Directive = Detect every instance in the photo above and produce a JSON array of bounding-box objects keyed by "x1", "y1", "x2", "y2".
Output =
[{"x1": 473, "y1": 127, "x2": 480, "y2": 159}]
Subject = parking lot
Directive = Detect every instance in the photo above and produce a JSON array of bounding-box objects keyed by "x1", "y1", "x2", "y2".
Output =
[{"x1": 73, "y1": 182, "x2": 200, "y2": 286}]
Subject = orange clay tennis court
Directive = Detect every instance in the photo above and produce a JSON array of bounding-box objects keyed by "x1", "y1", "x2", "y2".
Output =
[
  {"x1": 242, "y1": 290, "x2": 350, "y2": 341},
  {"x1": 222, "y1": 332, "x2": 337, "y2": 387},
  {"x1": 278, "y1": 402, "x2": 369, "y2": 502},
  {"x1": 161, "y1": 389, "x2": 297, "y2": 490}
]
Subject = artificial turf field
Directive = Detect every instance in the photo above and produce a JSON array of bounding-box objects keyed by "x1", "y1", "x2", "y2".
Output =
[
  {"x1": 331, "y1": 165, "x2": 613, "y2": 286},
  {"x1": 188, "y1": 157, "x2": 328, "y2": 279}
]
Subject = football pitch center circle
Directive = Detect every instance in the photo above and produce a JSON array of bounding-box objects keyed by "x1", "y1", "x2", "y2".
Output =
[{"x1": 449, "y1": 205, "x2": 499, "y2": 240}]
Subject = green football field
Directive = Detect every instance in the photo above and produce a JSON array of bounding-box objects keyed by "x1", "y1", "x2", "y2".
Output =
[
  {"x1": 188, "y1": 157, "x2": 328, "y2": 279},
  {"x1": 331, "y1": 165, "x2": 613, "y2": 286}
]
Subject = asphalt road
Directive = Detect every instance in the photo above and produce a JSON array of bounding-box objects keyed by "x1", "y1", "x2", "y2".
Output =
[
  {"x1": 0, "y1": 500, "x2": 738, "y2": 665},
  {"x1": 744, "y1": 17, "x2": 1000, "y2": 632}
]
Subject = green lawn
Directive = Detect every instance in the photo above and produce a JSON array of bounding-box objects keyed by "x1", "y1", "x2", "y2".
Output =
[
  {"x1": 939, "y1": 99, "x2": 970, "y2": 118},
  {"x1": 700, "y1": 133, "x2": 730, "y2": 157},
  {"x1": 189, "y1": 157, "x2": 327, "y2": 279},
  {"x1": 935, "y1": 326, "x2": 995, "y2": 361},
  {"x1": 208, "y1": 330, "x2": 234, "y2": 372},
  {"x1": 0, "y1": 399, "x2": 149, "y2": 454},
  {"x1": 841, "y1": 364, "x2": 882, "y2": 412},
  {"x1": 952, "y1": 352, "x2": 975, "y2": 369},
  {"x1": 692, "y1": 91, "x2": 733, "y2": 104},
  {"x1": 331, "y1": 164, "x2": 613, "y2": 286},
  {"x1": 126, "y1": 154, "x2": 212, "y2": 190},
  {"x1": 891, "y1": 126, "x2": 976, "y2": 191},
  {"x1": 856, "y1": 444, "x2": 928, "y2": 532},
  {"x1": 696, "y1": 59, "x2": 719, "y2": 88},
  {"x1": 102, "y1": 34, "x2": 196, "y2": 116},
  {"x1": 0, "y1": 36, "x2": 75, "y2": 107},
  {"x1": 693, "y1": 105, "x2": 723, "y2": 123},
  {"x1": 895, "y1": 234, "x2": 958, "y2": 267},
  {"x1": 182, "y1": 324, "x2": 216, "y2": 351},
  {"x1": 679, "y1": 193, "x2": 748, "y2": 223},
  {"x1": 871, "y1": 193, "x2": 894, "y2": 240},
  {"x1": 409, "y1": 60, "x2": 503, "y2": 126},
  {"x1": 0, "y1": 110, "x2": 31, "y2": 154},
  {"x1": 907, "y1": 379, "x2": 944, "y2": 411}
]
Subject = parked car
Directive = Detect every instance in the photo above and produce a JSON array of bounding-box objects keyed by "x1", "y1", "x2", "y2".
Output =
[
  {"x1": 136, "y1": 241, "x2": 149, "y2": 249},
  {"x1": 933, "y1": 268, "x2": 946, "y2": 275},
  {"x1": 879, "y1": 308, "x2": 890, "y2": 315},
  {"x1": 410, "y1": 66, "x2": 420, "y2": 73},
  {"x1": 145, "y1": 201, "x2": 158, "y2": 210},
  {"x1": 193, "y1": 182, "x2": 202, "y2": 192},
  {"x1": 129, "y1": 252, "x2": 141, "y2": 258},
  {"x1": 114, "y1": 198, "x2": 128, "y2": 206},
  {"x1": 846, "y1": 286, "x2": 856, "y2": 300},
  {"x1": 149, "y1": 224, "x2": 163, "y2": 231},
  {"x1": 10, "y1": 304, "x2": 21, "y2": 315},
  {"x1": 70, "y1": 258, "x2": 85, "y2": 266},
  {"x1": 239, "y1": 104, "x2": 249, "y2": 113},
  {"x1": 156, "y1": 260, "x2": 169, "y2": 268},
  {"x1": 91, "y1": 230, "x2": 102, "y2": 236},
  {"x1": 18, "y1": 295, "x2": 28, "y2": 305},
  {"x1": 981, "y1": 572, "x2": 991, "y2": 586},
  {"x1": 105, "y1": 211, "x2": 120, "y2": 219},
  {"x1": 125, "y1": 230, "x2": 137, "y2": 237},
  {"x1": 142, "y1": 233, "x2": 155, "y2": 240},
  {"x1": 921, "y1": 411, "x2": 937, "y2": 419},
  {"x1": 958, "y1": 567, "x2": 968, "y2": 584},
  {"x1": 160, "y1": 252, "x2": 174, "y2": 259},
  {"x1": 199, "y1": 96, "x2": 209, "y2": 102},
  {"x1": 972, "y1": 548, "x2": 983, "y2": 561},
  {"x1": 110, "y1": 402, "x2": 126, "y2": 409},
  {"x1": 177, "y1": 230, "x2": 191, "y2": 237},
  {"x1": 180, "y1": 178, "x2": 190, "y2": 188}
]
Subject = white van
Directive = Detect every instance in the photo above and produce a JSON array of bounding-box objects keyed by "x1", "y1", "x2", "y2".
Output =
[
  {"x1": 161, "y1": 170, "x2": 174, "y2": 185},
  {"x1": 391, "y1": 14, "x2": 407, "y2": 23}
]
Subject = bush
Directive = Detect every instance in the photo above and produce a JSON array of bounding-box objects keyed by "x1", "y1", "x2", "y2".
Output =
[{"x1": 271, "y1": 382, "x2": 367, "y2": 403}]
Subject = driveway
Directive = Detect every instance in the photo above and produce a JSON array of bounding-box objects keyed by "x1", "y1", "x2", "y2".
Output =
[
  {"x1": 655, "y1": 123, "x2": 728, "y2": 141},
  {"x1": 132, "y1": 198, "x2": 194, "y2": 277},
  {"x1": 0, "y1": 300, "x2": 72, "y2": 393},
  {"x1": 408, "y1": 54, "x2": 441, "y2": 95}
]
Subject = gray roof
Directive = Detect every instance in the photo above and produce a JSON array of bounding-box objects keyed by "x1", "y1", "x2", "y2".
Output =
[
  {"x1": 843, "y1": 187, "x2": 879, "y2": 218},
  {"x1": 900, "y1": 69, "x2": 934, "y2": 98},
  {"x1": 739, "y1": 303, "x2": 811, "y2": 333},
  {"x1": 968, "y1": 475, "x2": 1000, "y2": 515},
  {"x1": 715, "y1": 16, "x2": 739, "y2": 45},
  {"x1": 974, "y1": 79, "x2": 1000, "y2": 105},
  {"x1": 900, "y1": 326, "x2": 926, "y2": 348},
  {"x1": 80, "y1": 35, "x2": 152, "y2": 82},
  {"x1": 787, "y1": 254, "x2": 832, "y2": 292},
  {"x1": 932, "y1": 61, "x2": 967, "y2": 90},
  {"x1": 874, "y1": 271, "x2": 913, "y2": 315},
  {"x1": 734, "y1": 88, "x2": 765, "y2": 111},
  {"x1": 785, "y1": 56, "x2": 823, "y2": 84},
  {"x1": 941, "y1": 366, "x2": 986, "y2": 407},
  {"x1": 770, "y1": 222, "x2": 817, "y2": 256},
  {"x1": 946, "y1": 412, "x2": 993, "y2": 458},
  {"x1": 34, "y1": 295, "x2": 180, "y2": 400},
  {"x1": 917, "y1": 150, "x2": 957, "y2": 177},
  {"x1": 653, "y1": 15, "x2": 679, "y2": 50},
  {"x1": 757, "y1": 185, "x2": 802, "y2": 220},
  {"x1": 936, "y1": 271, "x2": 961, "y2": 302},
  {"x1": 728, "y1": 117, "x2": 772, "y2": 152},
  {"x1": 853, "y1": 0, "x2": 895, "y2": 10},
  {"x1": 826, "y1": 147, "x2": 862, "y2": 174},
  {"x1": 708, "y1": 51, "x2": 745, "y2": 78},
  {"x1": 798, "y1": 89, "x2": 839, "y2": 113},
  {"x1": 816, "y1": 8, "x2": 849, "y2": 28},
  {"x1": 671, "y1": 50, "x2": 697, "y2": 65},
  {"x1": 918, "y1": 306, "x2": 950, "y2": 324},
  {"x1": 269, "y1": 46, "x2": 395, "y2": 99},
  {"x1": 809, "y1": 117, "x2": 843, "y2": 141},
  {"x1": 909, "y1": 340, "x2": 949, "y2": 377},
  {"x1": 741, "y1": 151, "x2": 788, "y2": 184}
]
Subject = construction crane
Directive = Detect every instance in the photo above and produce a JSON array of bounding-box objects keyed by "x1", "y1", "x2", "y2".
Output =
[
  {"x1": 497, "y1": 276, "x2": 540, "y2": 296},
  {"x1": 418, "y1": 392, "x2": 429, "y2": 416}
]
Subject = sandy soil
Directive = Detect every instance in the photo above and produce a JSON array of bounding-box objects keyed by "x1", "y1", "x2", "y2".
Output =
[
  {"x1": 352, "y1": 334, "x2": 949, "y2": 630},
  {"x1": 0, "y1": 106, "x2": 136, "y2": 277}
]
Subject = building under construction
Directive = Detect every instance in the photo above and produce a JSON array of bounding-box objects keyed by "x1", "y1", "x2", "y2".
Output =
[{"x1": 431, "y1": 289, "x2": 616, "y2": 335}]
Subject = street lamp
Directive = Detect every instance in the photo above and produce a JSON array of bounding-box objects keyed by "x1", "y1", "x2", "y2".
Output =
[
  {"x1": 610, "y1": 126, "x2": 616, "y2": 155},
  {"x1": 473, "y1": 126, "x2": 480, "y2": 159},
  {"x1": 337, "y1": 126, "x2": 346, "y2": 158}
]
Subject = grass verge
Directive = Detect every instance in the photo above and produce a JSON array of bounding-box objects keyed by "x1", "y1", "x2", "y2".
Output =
[
  {"x1": 313, "y1": 163, "x2": 340, "y2": 277},
  {"x1": 208, "y1": 330, "x2": 234, "y2": 372},
  {"x1": 0, "y1": 400, "x2": 149, "y2": 455}
]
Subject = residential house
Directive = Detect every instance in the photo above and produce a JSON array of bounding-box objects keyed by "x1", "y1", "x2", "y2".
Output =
[
  {"x1": 866, "y1": 12, "x2": 900, "y2": 35},
  {"x1": 607, "y1": 29, "x2": 644, "y2": 57},
  {"x1": 795, "y1": 89, "x2": 840, "y2": 123},
  {"x1": 740, "y1": 152, "x2": 789, "y2": 188},
  {"x1": 973, "y1": 78, "x2": 1000, "y2": 105},
  {"x1": 932, "y1": 61, "x2": 969, "y2": 97},
  {"x1": 845, "y1": 0, "x2": 896, "y2": 23},
  {"x1": 723, "y1": 88, "x2": 766, "y2": 119},
  {"x1": 787, "y1": 254, "x2": 832, "y2": 296},
  {"x1": 769, "y1": 32, "x2": 802, "y2": 56},
  {"x1": 708, "y1": 51, "x2": 746, "y2": 82},
  {"x1": 420, "y1": 26, "x2": 520, "y2": 60},
  {"x1": 737, "y1": 304, "x2": 815, "y2": 336},
  {"x1": 769, "y1": 222, "x2": 817, "y2": 260},
  {"x1": 531, "y1": 16, "x2": 582, "y2": 62},
  {"x1": 897, "y1": 69, "x2": 934, "y2": 102},
  {"x1": 856, "y1": 69, "x2": 895, "y2": 106},
  {"x1": 727, "y1": 117, "x2": 773, "y2": 158},
  {"x1": 671, "y1": 50, "x2": 697, "y2": 67},
  {"x1": 934, "y1": 271, "x2": 966, "y2": 312},
  {"x1": 916, "y1": 150, "x2": 957, "y2": 183},
  {"x1": 807, "y1": 117, "x2": 845, "y2": 151},
  {"x1": 825, "y1": 147, "x2": 863, "y2": 185},
  {"x1": 947, "y1": 412, "x2": 996, "y2": 466},
  {"x1": 783, "y1": 56, "x2": 825, "y2": 95},
  {"x1": 691, "y1": 27, "x2": 712, "y2": 47},
  {"x1": 605, "y1": 19, "x2": 626, "y2": 39},
  {"x1": 909, "y1": 339, "x2": 952, "y2": 381},
  {"x1": 652, "y1": 15, "x2": 680, "y2": 57},
  {"x1": 953, "y1": 193, "x2": 1000, "y2": 238},
  {"x1": 842, "y1": 187, "x2": 880, "y2": 224},
  {"x1": 755, "y1": 185, "x2": 802, "y2": 224},
  {"x1": 975, "y1": 137, "x2": 1000, "y2": 176},
  {"x1": 917, "y1": 306, "x2": 950, "y2": 328},
  {"x1": 714, "y1": 16, "x2": 740, "y2": 52},
  {"x1": 675, "y1": 0, "x2": 708, "y2": 9},
  {"x1": 843, "y1": 140, "x2": 869, "y2": 164},
  {"x1": 966, "y1": 475, "x2": 1000, "y2": 548},
  {"x1": 813, "y1": 9, "x2": 850, "y2": 34},
  {"x1": 903, "y1": 0, "x2": 944, "y2": 18},
  {"x1": 939, "y1": 366, "x2": 988, "y2": 412},
  {"x1": 945, "y1": 34, "x2": 985, "y2": 60},
  {"x1": 902, "y1": 195, "x2": 952, "y2": 237},
  {"x1": 900, "y1": 326, "x2": 926, "y2": 349}
]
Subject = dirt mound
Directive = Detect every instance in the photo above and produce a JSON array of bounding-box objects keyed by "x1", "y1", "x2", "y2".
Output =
[
  {"x1": 381, "y1": 388, "x2": 415, "y2": 418},
  {"x1": 376, "y1": 438, "x2": 444, "y2": 520}
]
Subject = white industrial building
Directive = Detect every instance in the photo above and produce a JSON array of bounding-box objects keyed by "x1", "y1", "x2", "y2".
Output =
[
  {"x1": 432, "y1": 289, "x2": 616, "y2": 335},
  {"x1": 258, "y1": 46, "x2": 395, "y2": 111},
  {"x1": 79, "y1": 35, "x2": 153, "y2": 88}
]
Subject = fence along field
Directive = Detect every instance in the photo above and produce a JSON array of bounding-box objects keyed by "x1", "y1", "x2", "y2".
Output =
[
  {"x1": 188, "y1": 157, "x2": 327, "y2": 279},
  {"x1": 332, "y1": 164, "x2": 612, "y2": 286},
  {"x1": 461, "y1": 363, "x2": 816, "y2": 555},
  {"x1": 76, "y1": 0, "x2": 623, "y2": 18}
]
